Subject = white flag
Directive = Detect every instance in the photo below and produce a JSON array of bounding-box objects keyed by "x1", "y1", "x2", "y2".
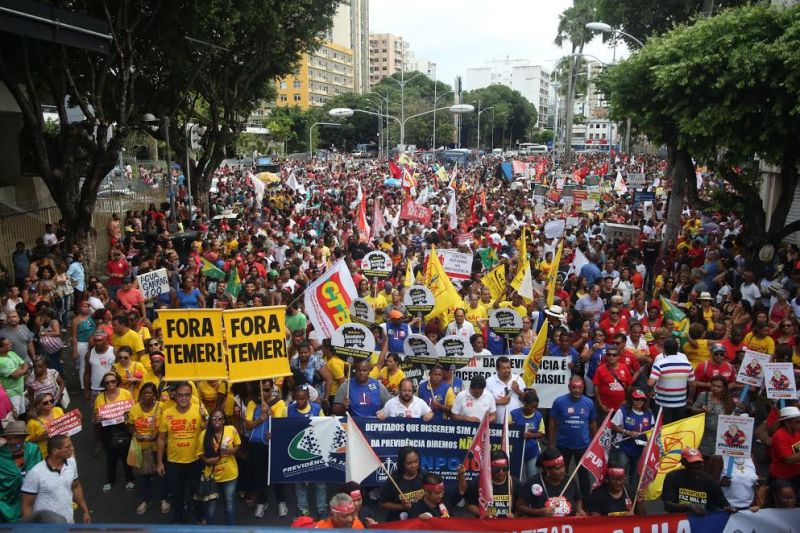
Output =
[
  {"x1": 287, "y1": 171, "x2": 300, "y2": 192},
  {"x1": 569, "y1": 247, "x2": 589, "y2": 276},
  {"x1": 614, "y1": 171, "x2": 628, "y2": 195},
  {"x1": 448, "y1": 190, "x2": 458, "y2": 230},
  {"x1": 349, "y1": 184, "x2": 363, "y2": 210},
  {"x1": 517, "y1": 263, "x2": 534, "y2": 301},
  {"x1": 303, "y1": 259, "x2": 358, "y2": 338},
  {"x1": 346, "y1": 414, "x2": 384, "y2": 483}
]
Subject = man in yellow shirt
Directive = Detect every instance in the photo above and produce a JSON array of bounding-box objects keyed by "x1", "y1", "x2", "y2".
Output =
[
  {"x1": 744, "y1": 323, "x2": 776, "y2": 355},
  {"x1": 111, "y1": 315, "x2": 146, "y2": 359},
  {"x1": 463, "y1": 293, "x2": 488, "y2": 331},
  {"x1": 322, "y1": 340, "x2": 347, "y2": 404},
  {"x1": 157, "y1": 381, "x2": 206, "y2": 523}
]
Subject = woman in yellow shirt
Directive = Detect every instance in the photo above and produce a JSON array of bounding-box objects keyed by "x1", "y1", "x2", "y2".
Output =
[
  {"x1": 126, "y1": 382, "x2": 163, "y2": 515},
  {"x1": 114, "y1": 347, "x2": 146, "y2": 401},
  {"x1": 197, "y1": 380, "x2": 228, "y2": 413},
  {"x1": 25, "y1": 392, "x2": 64, "y2": 457},
  {"x1": 94, "y1": 371, "x2": 135, "y2": 492},
  {"x1": 198, "y1": 409, "x2": 241, "y2": 525},
  {"x1": 379, "y1": 353, "x2": 406, "y2": 395}
]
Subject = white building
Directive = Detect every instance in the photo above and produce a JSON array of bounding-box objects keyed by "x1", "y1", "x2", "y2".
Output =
[
  {"x1": 327, "y1": 0, "x2": 369, "y2": 94},
  {"x1": 465, "y1": 58, "x2": 551, "y2": 128},
  {"x1": 571, "y1": 119, "x2": 618, "y2": 147},
  {"x1": 573, "y1": 61, "x2": 607, "y2": 120}
]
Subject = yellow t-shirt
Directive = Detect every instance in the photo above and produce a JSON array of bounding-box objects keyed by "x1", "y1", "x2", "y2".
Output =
[
  {"x1": 196, "y1": 425, "x2": 241, "y2": 482},
  {"x1": 197, "y1": 381, "x2": 229, "y2": 412},
  {"x1": 112, "y1": 329, "x2": 145, "y2": 355},
  {"x1": 134, "y1": 326, "x2": 152, "y2": 342},
  {"x1": 114, "y1": 361, "x2": 147, "y2": 400},
  {"x1": 499, "y1": 301, "x2": 528, "y2": 318},
  {"x1": 94, "y1": 388, "x2": 134, "y2": 420},
  {"x1": 26, "y1": 408, "x2": 65, "y2": 457},
  {"x1": 142, "y1": 373, "x2": 169, "y2": 403},
  {"x1": 682, "y1": 339, "x2": 710, "y2": 368},
  {"x1": 159, "y1": 403, "x2": 205, "y2": 464},
  {"x1": 224, "y1": 239, "x2": 239, "y2": 255},
  {"x1": 464, "y1": 303, "x2": 488, "y2": 330},
  {"x1": 365, "y1": 293, "x2": 388, "y2": 324},
  {"x1": 244, "y1": 398, "x2": 288, "y2": 421},
  {"x1": 327, "y1": 356, "x2": 346, "y2": 397},
  {"x1": 744, "y1": 333, "x2": 776, "y2": 355},
  {"x1": 379, "y1": 367, "x2": 406, "y2": 393},
  {"x1": 127, "y1": 402, "x2": 159, "y2": 450}
]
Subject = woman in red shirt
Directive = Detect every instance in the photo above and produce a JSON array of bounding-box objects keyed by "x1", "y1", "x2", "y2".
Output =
[
  {"x1": 592, "y1": 347, "x2": 632, "y2": 419},
  {"x1": 769, "y1": 406, "x2": 800, "y2": 490}
]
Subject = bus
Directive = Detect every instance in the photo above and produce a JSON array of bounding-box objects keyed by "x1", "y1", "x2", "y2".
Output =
[
  {"x1": 518, "y1": 143, "x2": 548, "y2": 155},
  {"x1": 441, "y1": 149, "x2": 473, "y2": 168}
]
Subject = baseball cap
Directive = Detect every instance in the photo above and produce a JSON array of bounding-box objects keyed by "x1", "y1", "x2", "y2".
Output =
[
  {"x1": 681, "y1": 447, "x2": 704, "y2": 463},
  {"x1": 389, "y1": 310, "x2": 404, "y2": 320},
  {"x1": 711, "y1": 343, "x2": 726, "y2": 354},
  {"x1": 630, "y1": 389, "x2": 647, "y2": 400}
]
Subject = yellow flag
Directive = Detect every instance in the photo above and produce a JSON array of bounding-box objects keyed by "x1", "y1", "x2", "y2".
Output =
[
  {"x1": 404, "y1": 260, "x2": 414, "y2": 288},
  {"x1": 510, "y1": 227, "x2": 527, "y2": 290},
  {"x1": 436, "y1": 166, "x2": 448, "y2": 181},
  {"x1": 522, "y1": 318, "x2": 549, "y2": 386},
  {"x1": 643, "y1": 413, "x2": 706, "y2": 500},
  {"x1": 480, "y1": 264, "x2": 506, "y2": 301},
  {"x1": 424, "y1": 245, "x2": 462, "y2": 322},
  {"x1": 546, "y1": 240, "x2": 564, "y2": 307},
  {"x1": 398, "y1": 153, "x2": 413, "y2": 167}
]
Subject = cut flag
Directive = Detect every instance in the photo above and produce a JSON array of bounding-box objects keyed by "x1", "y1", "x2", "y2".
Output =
[
  {"x1": 371, "y1": 197, "x2": 386, "y2": 240},
  {"x1": 660, "y1": 296, "x2": 689, "y2": 338},
  {"x1": 303, "y1": 259, "x2": 358, "y2": 338},
  {"x1": 404, "y1": 260, "x2": 414, "y2": 288},
  {"x1": 424, "y1": 244, "x2": 462, "y2": 323},
  {"x1": 522, "y1": 317, "x2": 549, "y2": 386},
  {"x1": 389, "y1": 161, "x2": 402, "y2": 179},
  {"x1": 346, "y1": 414, "x2": 384, "y2": 483},
  {"x1": 435, "y1": 165, "x2": 448, "y2": 181},
  {"x1": 636, "y1": 409, "x2": 664, "y2": 496},
  {"x1": 225, "y1": 266, "x2": 241, "y2": 299},
  {"x1": 201, "y1": 257, "x2": 226, "y2": 281},
  {"x1": 448, "y1": 190, "x2": 458, "y2": 230},
  {"x1": 465, "y1": 413, "x2": 493, "y2": 519},
  {"x1": 642, "y1": 413, "x2": 705, "y2": 500},
  {"x1": 355, "y1": 185, "x2": 370, "y2": 241},
  {"x1": 511, "y1": 227, "x2": 534, "y2": 301},
  {"x1": 614, "y1": 171, "x2": 628, "y2": 195},
  {"x1": 576, "y1": 411, "x2": 615, "y2": 491}
]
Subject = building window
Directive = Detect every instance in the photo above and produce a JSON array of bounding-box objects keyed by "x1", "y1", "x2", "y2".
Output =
[
  {"x1": 279, "y1": 94, "x2": 287, "y2": 102},
  {"x1": 279, "y1": 81, "x2": 287, "y2": 89},
  {"x1": 293, "y1": 80, "x2": 302, "y2": 88},
  {"x1": 293, "y1": 94, "x2": 301, "y2": 102}
]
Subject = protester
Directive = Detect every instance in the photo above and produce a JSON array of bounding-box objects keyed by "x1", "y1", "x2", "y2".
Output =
[
  {"x1": 516, "y1": 448, "x2": 584, "y2": 517},
  {"x1": 464, "y1": 450, "x2": 520, "y2": 518},
  {"x1": 690, "y1": 375, "x2": 735, "y2": 458},
  {"x1": 610, "y1": 389, "x2": 653, "y2": 486},
  {"x1": 377, "y1": 378, "x2": 433, "y2": 420},
  {"x1": 450, "y1": 375, "x2": 497, "y2": 423},
  {"x1": 661, "y1": 447, "x2": 735, "y2": 515},
  {"x1": 287, "y1": 385, "x2": 327, "y2": 518},
  {"x1": 585, "y1": 465, "x2": 645, "y2": 516},
  {"x1": 340, "y1": 481, "x2": 377, "y2": 527},
  {"x1": 0, "y1": 421, "x2": 42, "y2": 522},
  {"x1": 768, "y1": 406, "x2": 800, "y2": 492},
  {"x1": 25, "y1": 392, "x2": 64, "y2": 458},
  {"x1": 197, "y1": 408, "x2": 241, "y2": 525},
  {"x1": 315, "y1": 493, "x2": 364, "y2": 529},
  {"x1": 94, "y1": 370, "x2": 134, "y2": 492},
  {"x1": 648, "y1": 338, "x2": 695, "y2": 424},
  {"x1": 417, "y1": 364, "x2": 455, "y2": 419},
  {"x1": 379, "y1": 446, "x2": 424, "y2": 521},
  {"x1": 408, "y1": 472, "x2": 450, "y2": 519},
  {"x1": 126, "y1": 382, "x2": 163, "y2": 515},
  {"x1": 333, "y1": 360, "x2": 390, "y2": 417},
  {"x1": 509, "y1": 389, "x2": 545, "y2": 480},
  {"x1": 485, "y1": 356, "x2": 525, "y2": 422}
]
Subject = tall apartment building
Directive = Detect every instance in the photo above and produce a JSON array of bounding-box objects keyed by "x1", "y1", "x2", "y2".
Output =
[
  {"x1": 369, "y1": 33, "x2": 408, "y2": 86},
  {"x1": 327, "y1": 0, "x2": 369, "y2": 94},
  {"x1": 465, "y1": 59, "x2": 551, "y2": 128},
  {"x1": 404, "y1": 49, "x2": 436, "y2": 78},
  {"x1": 573, "y1": 60, "x2": 607, "y2": 120},
  {"x1": 274, "y1": 42, "x2": 354, "y2": 109}
]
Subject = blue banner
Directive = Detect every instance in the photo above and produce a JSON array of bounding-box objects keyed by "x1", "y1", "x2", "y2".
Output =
[
  {"x1": 633, "y1": 190, "x2": 656, "y2": 206},
  {"x1": 269, "y1": 416, "x2": 524, "y2": 485}
]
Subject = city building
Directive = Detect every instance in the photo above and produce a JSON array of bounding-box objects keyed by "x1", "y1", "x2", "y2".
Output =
[
  {"x1": 327, "y1": 0, "x2": 369, "y2": 94},
  {"x1": 571, "y1": 119, "x2": 618, "y2": 146},
  {"x1": 404, "y1": 50, "x2": 436, "y2": 78},
  {"x1": 573, "y1": 60, "x2": 607, "y2": 120},
  {"x1": 465, "y1": 59, "x2": 551, "y2": 127},
  {"x1": 369, "y1": 33, "x2": 408, "y2": 86},
  {"x1": 274, "y1": 42, "x2": 354, "y2": 109}
]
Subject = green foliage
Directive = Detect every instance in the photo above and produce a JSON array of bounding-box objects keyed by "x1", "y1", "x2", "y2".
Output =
[
  {"x1": 531, "y1": 130, "x2": 554, "y2": 145},
  {"x1": 459, "y1": 85, "x2": 538, "y2": 149}
]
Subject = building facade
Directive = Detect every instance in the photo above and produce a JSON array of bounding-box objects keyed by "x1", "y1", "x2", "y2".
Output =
[
  {"x1": 327, "y1": 0, "x2": 369, "y2": 94},
  {"x1": 274, "y1": 42, "x2": 354, "y2": 109},
  {"x1": 369, "y1": 33, "x2": 408, "y2": 86}
]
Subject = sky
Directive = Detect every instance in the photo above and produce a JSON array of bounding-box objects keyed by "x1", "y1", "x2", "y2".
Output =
[{"x1": 369, "y1": 0, "x2": 627, "y2": 85}]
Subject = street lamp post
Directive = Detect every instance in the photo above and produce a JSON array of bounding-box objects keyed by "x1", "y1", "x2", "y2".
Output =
[
  {"x1": 476, "y1": 101, "x2": 494, "y2": 151},
  {"x1": 383, "y1": 71, "x2": 422, "y2": 150},
  {"x1": 432, "y1": 90, "x2": 453, "y2": 150},
  {"x1": 143, "y1": 113, "x2": 175, "y2": 215},
  {"x1": 367, "y1": 91, "x2": 390, "y2": 155},
  {"x1": 309, "y1": 122, "x2": 341, "y2": 159},
  {"x1": 491, "y1": 107, "x2": 495, "y2": 149}
]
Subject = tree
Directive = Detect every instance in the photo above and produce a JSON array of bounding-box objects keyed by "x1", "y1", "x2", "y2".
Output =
[
  {"x1": 601, "y1": 4, "x2": 800, "y2": 251},
  {"x1": 459, "y1": 86, "x2": 537, "y2": 150},
  {"x1": 320, "y1": 93, "x2": 380, "y2": 151},
  {"x1": 554, "y1": 0, "x2": 599, "y2": 162}
]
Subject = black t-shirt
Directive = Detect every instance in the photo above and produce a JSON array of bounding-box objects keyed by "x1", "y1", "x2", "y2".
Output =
[
  {"x1": 661, "y1": 469, "x2": 730, "y2": 511},
  {"x1": 519, "y1": 473, "x2": 581, "y2": 517},
  {"x1": 408, "y1": 498, "x2": 449, "y2": 519},
  {"x1": 464, "y1": 476, "x2": 521, "y2": 518},
  {"x1": 379, "y1": 474, "x2": 424, "y2": 522},
  {"x1": 585, "y1": 485, "x2": 632, "y2": 516},
  {"x1": 600, "y1": 289, "x2": 616, "y2": 307}
]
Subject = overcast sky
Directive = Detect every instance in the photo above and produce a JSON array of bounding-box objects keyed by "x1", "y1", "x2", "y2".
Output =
[{"x1": 369, "y1": 0, "x2": 626, "y2": 85}]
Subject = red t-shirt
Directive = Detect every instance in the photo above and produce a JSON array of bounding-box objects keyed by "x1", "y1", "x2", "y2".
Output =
[
  {"x1": 619, "y1": 349, "x2": 641, "y2": 374},
  {"x1": 694, "y1": 360, "x2": 735, "y2": 383},
  {"x1": 593, "y1": 362, "x2": 632, "y2": 411},
  {"x1": 106, "y1": 258, "x2": 129, "y2": 286},
  {"x1": 117, "y1": 287, "x2": 144, "y2": 311},
  {"x1": 599, "y1": 317, "x2": 629, "y2": 339},
  {"x1": 769, "y1": 427, "x2": 800, "y2": 479},
  {"x1": 721, "y1": 339, "x2": 745, "y2": 363}
]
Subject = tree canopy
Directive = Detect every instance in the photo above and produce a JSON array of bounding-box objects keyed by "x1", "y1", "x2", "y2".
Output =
[{"x1": 458, "y1": 85, "x2": 538, "y2": 150}]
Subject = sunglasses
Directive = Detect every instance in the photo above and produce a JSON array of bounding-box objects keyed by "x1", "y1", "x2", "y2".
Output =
[
  {"x1": 39, "y1": 398, "x2": 54, "y2": 405},
  {"x1": 103, "y1": 379, "x2": 118, "y2": 385},
  {"x1": 491, "y1": 466, "x2": 509, "y2": 473},
  {"x1": 211, "y1": 416, "x2": 224, "y2": 421}
]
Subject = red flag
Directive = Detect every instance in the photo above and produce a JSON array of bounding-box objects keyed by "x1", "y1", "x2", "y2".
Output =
[
  {"x1": 356, "y1": 185, "x2": 370, "y2": 241},
  {"x1": 371, "y1": 197, "x2": 386, "y2": 240},
  {"x1": 600, "y1": 161, "x2": 609, "y2": 175},
  {"x1": 389, "y1": 161, "x2": 402, "y2": 179},
  {"x1": 637, "y1": 409, "x2": 664, "y2": 493},
  {"x1": 467, "y1": 190, "x2": 478, "y2": 227},
  {"x1": 465, "y1": 413, "x2": 493, "y2": 518},
  {"x1": 577, "y1": 411, "x2": 615, "y2": 490}
]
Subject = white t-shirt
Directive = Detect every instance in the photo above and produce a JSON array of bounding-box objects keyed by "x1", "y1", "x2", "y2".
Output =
[
  {"x1": 485, "y1": 373, "x2": 525, "y2": 422},
  {"x1": 446, "y1": 321, "x2": 476, "y2": 339},
  {"x1": 381, "y1": 396, "x2": 433, "y2": 418},
  {"x1": 87, "y1": 346, "x2": 116, "y2": 391},
  {"x1": 21, "y1": 457, "x2": 79, "y2": 523},
  {"x1": 451, "y1": 389, "x2": 497, "y2": 420}
]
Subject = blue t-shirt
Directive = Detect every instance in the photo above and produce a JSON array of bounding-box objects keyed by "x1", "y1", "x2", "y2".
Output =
[
  {"x1": 384, "y1": 322, "x2": 410, "y2": 353},
  {"x1": 509, "y1": 407, "x2": 543, "y2": 460},
  {"x1": 487, "y1": 329, "x2": 507, "y2": 355},
  {"x1": 348, "y1": 378, "x2": 383, "y2": 417},
  {"x1": 579, "y1": 262, "x2": 602, "y2": 286},
  {"x1": 550, "y1": 394, "x2": 595, "y2": 449}
]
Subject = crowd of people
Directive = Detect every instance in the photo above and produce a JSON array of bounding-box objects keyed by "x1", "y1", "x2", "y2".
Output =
[{"x1": 0, "y1": 148, "x2": 798, "y2": 527}]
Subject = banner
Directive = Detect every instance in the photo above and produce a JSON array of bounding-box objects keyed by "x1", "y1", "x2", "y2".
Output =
[
  {"x1": 715, "y1": 414, "x2": 754, "y2": 458},
  {"x1": 360, "y1": 251, "x2": 393, "y2": 279},
  {"x1": 736, "y1": 349, "x2": 770, "y2": 387},
  {"x1": 456, "y1": 355, "x2": 569, "y2": 409},
  {"x1": 763, "y1": 362, "x2": 796, "y2": 399},
  {"x1": 424, "y1": 248, "x2": 473, "y2": 282},
  {"x1": 383, "y1": 513, "x2": 693, "y2": 532},
  {"x1": 543, "y1": 219, "x2": 565, "y2": 239},
  {"x1": 223, "y1": 306, "x2": 289, "y2": 383},
  {"x1": 158, "y1": 308, "x2": 227, "y2": 381},
  {"x1": 303, "y1": 259, "x2": 358, "y2": 339},
  {"x1": 137, "y1": 268, "x2": 169, "y2": 300},
  {"x1": 269, "y1": 417, "x2": 523, "y2": 485},
  {"x1": 47, "y1": 409, "x2": 82, "y2": 437},
  {"x1": 399, "y1": 197, "x2": 433, "y2": 224},
  {"x1": 98, "y1": 399, "x2": 134, "y2": 427}
]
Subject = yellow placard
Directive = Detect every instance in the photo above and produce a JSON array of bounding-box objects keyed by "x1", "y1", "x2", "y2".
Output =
[
  {"x1": 480, "y1": 263, "x2": 506, "y2": 301},
  {"x1": 223, "y1": 306, "x2": 291, "y2": 383},
  {"x1": 159, "y1": 309, "x2": 227, "y2": 381}
]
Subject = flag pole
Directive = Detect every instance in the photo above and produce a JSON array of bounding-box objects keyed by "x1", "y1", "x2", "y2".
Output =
[
  {"x1": 631, "y1": 409, "x2": 663, "y2": 509},
  {"x1": 557, "y1": 457, "x2": 582, "y2": 498}
]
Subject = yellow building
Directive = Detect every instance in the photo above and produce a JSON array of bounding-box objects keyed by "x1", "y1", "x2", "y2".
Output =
[{"x1": 275, "y1": 41, "x2": 354, "y2": 109}]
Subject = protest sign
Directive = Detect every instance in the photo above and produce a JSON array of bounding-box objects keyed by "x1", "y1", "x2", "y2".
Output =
[
  {"x1": 456, "y1": 355, "x2": 569, "y2": 408},
  {"x1": 47, "y1": 409, "x2": 82, "y2": 437},
  {"x1": 223, "y1": 306, "x2": 290, "y2": 383},
  {"x1": 403, "y1": 285, "x2": 435, "y2": 315},
  {"x1": 633, "y1": 190, "x2": 656, "y2": 207},
  {"x1": 158, "y1": 309, "x2": 227, "y2": 381},
  {"x1": 457, "y1": 233, "x2": 473, "y2": 247},
  {"x1": 566, "y1": 216, "x2": 580, "y2": 229},
  {"x1": 580, "y1": 199, "x2": 598, "y2": 212},
  {"x1": 534, "y1": 203, "x2": 546, "y2": 217},
  {"x1": 584, "y1": 175, "x2": 601, "y2": 186},
  {"x1": 544, "y1": 219, "x2": 566, "y2": 239},
  {"x1": 360, "y1": 251, "x2": 393, "y2": 279},
  {"x1": 488, "y1": 308, "x2": 523, "y2": 338},
  {"x1": 435, "y1": 335, "x2": 474, "y2": 368},
  {"x1": 715, "y1": 414, "x2": 754, "y2": 458},
  {"x1": 424, "y1": 248, "x2": 472, "y2": 282},
  {"x1": 403, "y1": 334, "x2": 438, "y2": 366},
  {"x1": 331, "y1": 322, "x2": 375, "y2": 360},
  {"x1": 399, "y1": 198, "x2": 432, "y2": 224},
  {"x1": 480, "y1": 264, "x2": 506, "y2": 301},
  {"x1": 572, "y1": 189, "x2": 588, "y2": 201},
  {"x1": 269, "y1": 416, "x2": 523, "y2": 485},
  {"x1": 98, "y1": 399, "x2": 134, "y2": 427},
  {"x1": 603, "y1": 223, "x2": 641, "y2": 241},
  {"x1": 736, "y1": 349, "x2": 770, "y2": 387},
  {"x1": 348, "y1": 298, "x2": 375, "y2": 326},
  {"x1": 137, "y1": 268, "x2": 169, "y2": 300},
  {"x1": 763, "y1": 362, "x2": 797, "y2": 399},
  {"x1": 626, "y1": 173, "x2": 646, "y2": 188}
]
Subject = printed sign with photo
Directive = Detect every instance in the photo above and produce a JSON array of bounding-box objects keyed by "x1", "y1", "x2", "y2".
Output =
[
  {"x1": 736, "y1": 349, "x2": 771, "y2": 387},
  {"x1": 715, "y1": 414, "x2": 754, "y2": 458},
  {"x1": 763, "y1": 362, "x2": 797, "y2": 399}
]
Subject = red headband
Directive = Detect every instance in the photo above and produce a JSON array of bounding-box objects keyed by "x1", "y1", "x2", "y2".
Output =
[
  {"x1": 491, "y1": 458, "x2": 509, "y2": 467},
  {"x1": 542, "y1": 456, "x2": 565, "y2": 468},
  {"x1": 607, "y1": 467, "x2": 626, "y2": 478},
  {"x1": 330, "y1": 501, "x2": 355, "y2": 514},
  {"x1": 349, "y1": 490, "x2": 361, "y2": 500},
  {"x1": 423, "y1": 482, "x2": 444, "y2": 492}
]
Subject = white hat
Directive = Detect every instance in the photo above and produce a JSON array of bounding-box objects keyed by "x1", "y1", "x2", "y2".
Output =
[
  {"x1": 544, "y1": 305, "x2": 567, "y2": 321},
  {"x1": 779, "y1": 406, "x2": 800, "y2": 421},
  {"x1": 698, "y1": 291, "x2": 713, "y2": 301}
]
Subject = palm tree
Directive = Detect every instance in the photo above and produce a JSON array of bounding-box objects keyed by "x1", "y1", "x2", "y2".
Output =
[{"x1": 554, "y1": 0, "x2": 598, "y2": 163}]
